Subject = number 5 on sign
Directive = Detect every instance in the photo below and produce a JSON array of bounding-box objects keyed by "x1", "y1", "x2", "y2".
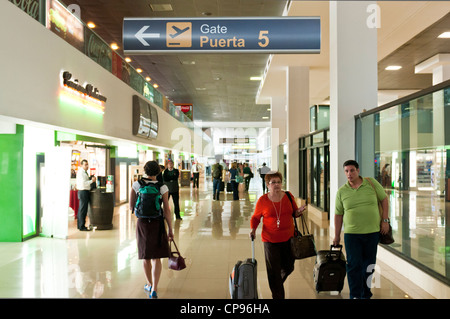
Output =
[{"x1": 258, "y1": 30, "x2": 269, "y2": 47}]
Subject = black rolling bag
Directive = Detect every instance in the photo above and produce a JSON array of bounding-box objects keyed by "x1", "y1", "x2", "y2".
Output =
[
  {"x1": 313, "y1": 245, "x2": 347, "y2": 293},
  {"x1": 229, "y1": 238, "x2": 258, "y2": 299}
]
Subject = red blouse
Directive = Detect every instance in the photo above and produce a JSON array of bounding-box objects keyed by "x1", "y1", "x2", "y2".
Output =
[{"x1": 250, "y1": 192, "x2": 298, "y2": 243}]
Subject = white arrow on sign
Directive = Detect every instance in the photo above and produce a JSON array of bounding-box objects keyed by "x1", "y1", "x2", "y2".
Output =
[{"x1": 135, "y1": 26, "x2": 160, "y2": 46}]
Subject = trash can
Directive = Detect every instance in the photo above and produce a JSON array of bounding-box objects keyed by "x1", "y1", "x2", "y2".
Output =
[
  {"x1": 89, "y1": 188, "x2": 114, "y2": 230},
  {"x1": 180, "y1": 170, "x2": 191, "y2": 187}
]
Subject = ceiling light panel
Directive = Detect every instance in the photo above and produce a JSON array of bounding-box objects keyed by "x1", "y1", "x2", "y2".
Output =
[
  {"x1": 438, "y1": 31, "x2": 450, "y2": 38},
  {"x1": 385, "y1": 65, "x2": 402, "y2": 71},
  {"x1": 149, "y1": 4, "x2": 173, "y2": 12}
]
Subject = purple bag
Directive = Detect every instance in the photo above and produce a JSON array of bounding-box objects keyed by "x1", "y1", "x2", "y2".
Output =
[{"x1": 168, "y1": 240, "x2": 186, "y2": 271}]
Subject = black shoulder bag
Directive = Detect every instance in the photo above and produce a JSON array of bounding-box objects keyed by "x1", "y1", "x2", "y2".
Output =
[{"x1": 286, "y1": 192, "x2": 317, "y2": 259}]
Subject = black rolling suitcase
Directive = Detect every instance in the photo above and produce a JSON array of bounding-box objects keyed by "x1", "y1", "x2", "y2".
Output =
[
  {"x1": 313, "y1": 245, "x2": 347, "y2": 293},
  {"x1": 229, "y1": 238, "x2": 258, "y2": 299}
]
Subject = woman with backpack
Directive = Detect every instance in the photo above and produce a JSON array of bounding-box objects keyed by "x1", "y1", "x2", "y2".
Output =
[{"x1": 130, "y1": 161, "x2": 174, "y2": 299}]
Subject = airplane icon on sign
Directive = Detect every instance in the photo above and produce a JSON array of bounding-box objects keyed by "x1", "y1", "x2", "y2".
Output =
[
  {"x1": 170, "y1": 26, "x2": 190, "y2": 38},
  {"x1": 166, "y1": 22, "x2": 192, "y2": 47}
]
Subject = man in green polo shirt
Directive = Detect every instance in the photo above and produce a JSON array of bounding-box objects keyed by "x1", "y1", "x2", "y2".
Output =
[{"x1": 333, "y1": 160, "x2": 390, "y2": 299}]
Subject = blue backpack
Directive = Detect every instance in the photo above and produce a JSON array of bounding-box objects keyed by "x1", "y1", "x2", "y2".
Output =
[{"x1": 134, "y1": 179, "x2": 163, "y2": 219}]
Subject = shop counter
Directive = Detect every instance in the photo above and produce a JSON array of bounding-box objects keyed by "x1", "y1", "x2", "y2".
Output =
[{"x1": 88, "y1": 188, "x2": 114, "y2": 230}]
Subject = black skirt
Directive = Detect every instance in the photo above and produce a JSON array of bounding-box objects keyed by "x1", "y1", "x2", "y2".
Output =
[{"x1": 136, "y1": 218, "x2": 170, "y2": 259}]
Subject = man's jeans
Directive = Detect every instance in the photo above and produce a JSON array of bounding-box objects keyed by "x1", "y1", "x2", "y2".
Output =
[
  {"x1": 213, "y1": 178, "x2": 221, "y2": 199},
  {"x1": 344, "y1": 232, "x2": 379, "y2": 299}
]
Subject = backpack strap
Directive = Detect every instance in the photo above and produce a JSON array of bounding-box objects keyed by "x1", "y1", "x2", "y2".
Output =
[{"x1": 137, "y1": 177, "x2": 151, "y2": 187}]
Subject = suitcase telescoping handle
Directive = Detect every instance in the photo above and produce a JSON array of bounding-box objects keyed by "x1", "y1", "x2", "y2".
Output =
[{"x1": 251, "y1": 237, "x2": 255, "y2": 263}]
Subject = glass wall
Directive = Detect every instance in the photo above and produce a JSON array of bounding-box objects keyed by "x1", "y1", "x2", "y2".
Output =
[
  {"x1": 310, "y1": 105, "x2": 330, "y2": 132},
  {"x1": 356, "y1": 80, "x2": 450, "y2": 284}
]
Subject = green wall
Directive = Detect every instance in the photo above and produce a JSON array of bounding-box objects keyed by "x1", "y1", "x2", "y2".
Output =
[{"x1": 0, "y1": 124, "x2": 24, "y2": 242}]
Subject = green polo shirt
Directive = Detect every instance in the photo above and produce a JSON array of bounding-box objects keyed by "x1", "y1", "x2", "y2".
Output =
[{"x1": 335, "y1": 177, "x2": 387, "y2": 234}]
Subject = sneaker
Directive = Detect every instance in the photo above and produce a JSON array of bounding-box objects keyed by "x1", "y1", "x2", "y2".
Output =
[
  {"x1": 149, "y1": 291, "x2": 158, "y2": 299},
  {"x1": 144, "y1": 284, "x2": 152, "y2": 292}
]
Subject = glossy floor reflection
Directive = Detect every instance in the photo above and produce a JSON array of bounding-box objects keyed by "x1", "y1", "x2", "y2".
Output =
[{"x1": 0, "y1": 180, "x2": 434, "y2": 299}]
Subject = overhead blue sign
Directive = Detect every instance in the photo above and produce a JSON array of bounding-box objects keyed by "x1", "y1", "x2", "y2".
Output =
[{"x1": 123, "y1": 17, "x2": 320, "y2": 54}]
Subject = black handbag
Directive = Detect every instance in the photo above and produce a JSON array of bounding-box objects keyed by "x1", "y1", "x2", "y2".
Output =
[
  {"x1": 168, "y1": 240, "x2": 186, "y2": 271},
  {"x1": 285, "y1": 192, "x2": 317, "y2": 259},
  {"x1": 290, "y1": 215, "x2": 317, "y2": 259},
  {"x1": 365, "y1": 178, "x2": 395, "y2": 245},
  {"x1": 380, "y1": 223, "x2": 394, "y2": 245}
]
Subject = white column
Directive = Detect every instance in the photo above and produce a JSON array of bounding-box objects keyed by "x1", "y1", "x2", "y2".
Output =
[
  {"x1": 415, "y1": 53, "x2": 450, "y2": 85},
  {"x1": 270, "y1": 96, "x2": 286, "y2": 172},
  {"x1": 286, "y1": 66, "x2": 309, "y2": 196},
  {"x1": 329, "y1": 1, "x2": 378, "y2": 226},
  {"x1": 432, "y1": 64, "x2": 450, "y2": 85}
]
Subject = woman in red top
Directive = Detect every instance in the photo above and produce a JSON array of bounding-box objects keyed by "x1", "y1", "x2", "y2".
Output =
[{"x1": 250, "y1": 171, "x2": 306, "y2": 299}]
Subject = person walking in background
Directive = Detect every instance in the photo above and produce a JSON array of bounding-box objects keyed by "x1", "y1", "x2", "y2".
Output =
[
  {"x1": 229, "y1": 162, "x2": 239, "y2": 200},
  {"x1": 130, "y1": 161, "x2": 174, "y2": 299},
  {"x1": 163, "y1": 159, "x2": 182, "y2": 220},
  {"x1": 211, "y1": 161, "x2": 223, "y2": 200},
  {"x1": 258, "y1": 163, "x2": 271, "y2": 193},
  {"x1": 157, "y1": 164, "x2": 165, "y2": 183},
  {"x1": 191, "y1": 161, "x2": 200, "y2": 188},
  {"x1": 76, "y1": 159, "x2": 96, "y2": 231},
  {"x1": 250, "y1": 171, "x2": 306, "y2": 299},
  {"x1": 333, "y1": 160, "x2": 390, "y2": 299},
  {"x1": 381, "y1": 164, "x2": 391, "y2": 188},
  {"x1": 243, "y1": 163, "x2": 253, "y2": 191}
]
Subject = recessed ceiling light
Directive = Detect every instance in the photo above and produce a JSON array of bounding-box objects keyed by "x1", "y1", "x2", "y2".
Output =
[
  {"x1": 385, "y1": 65, "x2": 402, "y2": 71},
  {"x1": 145, "y1": 76, "x2": 151, "y2": 81},
  {"x1": 125, "y1": 57, "x2": 132, "y2": 63},
  {"x1": 250, "y1": 76, "x2": 262, "y2": 81},
  {"x1": 438, "y1": 31, "x2": 450, "y2": 38},
  {"x1": 153, "y1": 83, "x2": 159, "y2": 88},
  {"x1": 149, "y1": 4, "x2": 173, "y2": 12},
  {"x1": 110, "y1": 43, "x2": 119, "y2": 50},
  {"x1": 136, "y1": 68, "x2": 143, "y2": 73},
  {"x1": 87, "y1": 22, "x2": 96, "y2": 28}
]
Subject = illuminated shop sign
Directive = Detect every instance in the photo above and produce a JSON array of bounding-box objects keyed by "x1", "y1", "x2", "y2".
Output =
[
  {"x1": 59, "y1": 71, "x2": 107, "y2": 114},
  {"x1": 175, "y1": 103, "x2": 193, "y2": 121}
]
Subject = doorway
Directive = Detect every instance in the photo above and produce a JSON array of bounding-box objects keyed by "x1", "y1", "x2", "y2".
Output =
[{"x1": 23, "y1": 153, "x2": 45, "y2": 240}]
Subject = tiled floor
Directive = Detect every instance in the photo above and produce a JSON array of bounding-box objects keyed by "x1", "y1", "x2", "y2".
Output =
[{"x1": 0, "y1": 179, "x2": 434, "y2": 299}]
